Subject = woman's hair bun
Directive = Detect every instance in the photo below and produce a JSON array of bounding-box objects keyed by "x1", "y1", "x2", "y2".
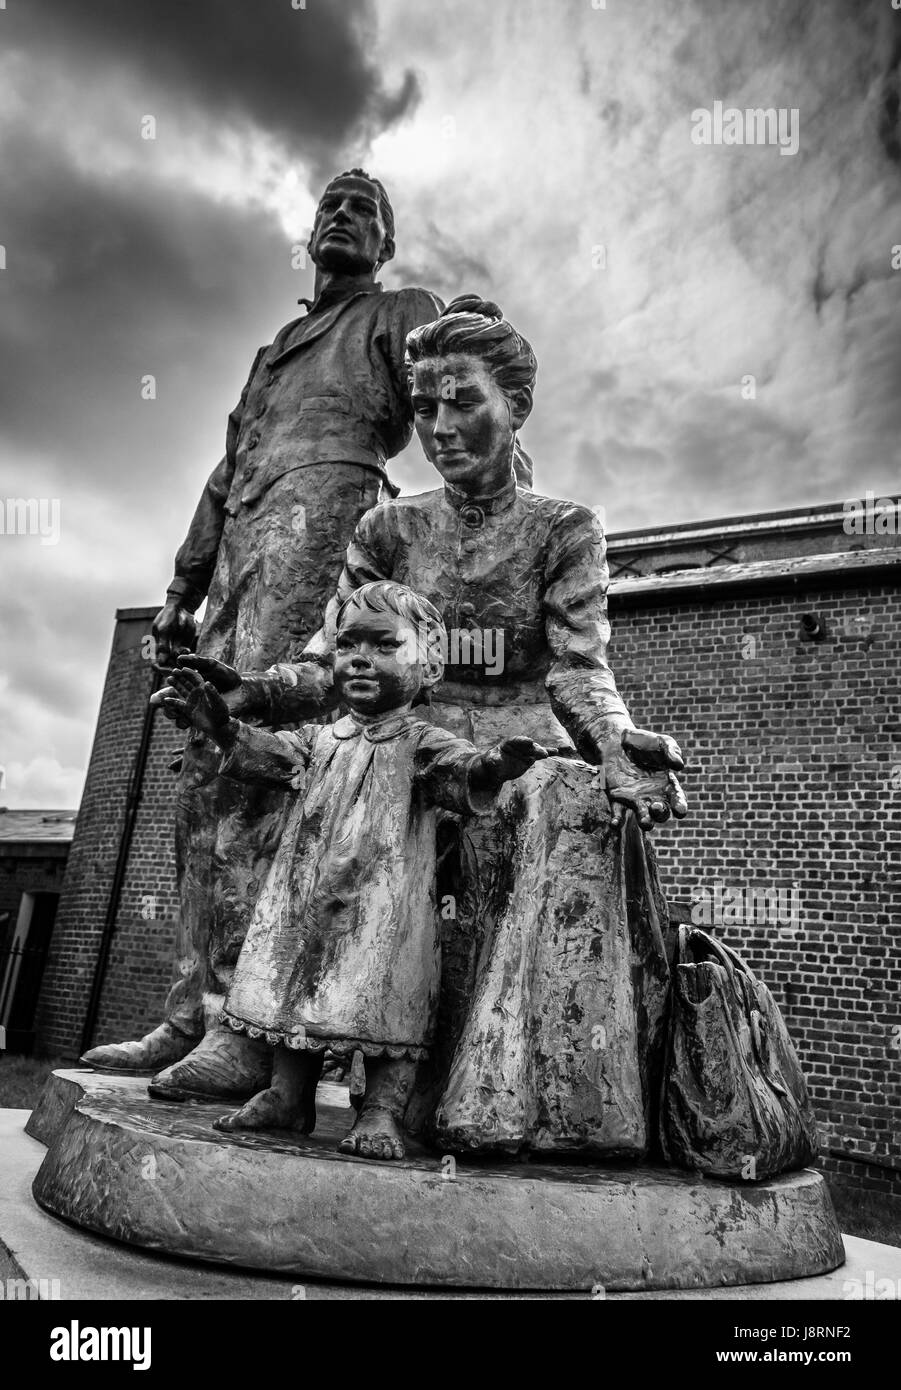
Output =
[
  {"x1": 442, "y1": 294, "x2": 503, "y2": 322},
  {"x1": 406, "y1": 291, "x2": 536, "y2": 399}
]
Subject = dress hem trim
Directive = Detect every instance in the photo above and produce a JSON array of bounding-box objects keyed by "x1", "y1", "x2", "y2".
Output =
[{"x1": 219, "y1": 1010, "x2": 430, "y2": 1060}]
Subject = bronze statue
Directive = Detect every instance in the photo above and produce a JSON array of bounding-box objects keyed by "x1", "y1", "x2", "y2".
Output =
[
  {"x1": 163, "y1": 296, "x2": 690, "y2": 1156},
  {"x1": 161, "y1": 581, "x2": 550, "y2": 1158},
  {"x1": 82, "y1": 170, "x2": 444, "y2": 1099},
  {"x1": 38, "y1": 289, "x2": 831, "y2": 1291}
]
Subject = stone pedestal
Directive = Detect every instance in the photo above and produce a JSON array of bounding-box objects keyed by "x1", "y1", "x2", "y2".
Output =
[{"x1": 28, "y1": 1070, "x2": 844, "y2": 1293}]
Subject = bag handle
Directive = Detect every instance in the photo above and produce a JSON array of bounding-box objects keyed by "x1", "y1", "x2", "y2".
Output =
[
  {"x1": 692, "y1": 929, "x2": 758, "y2": 985},
  {"x1": 679, "y1": 927, "x2": 758, "y2": 1009}
]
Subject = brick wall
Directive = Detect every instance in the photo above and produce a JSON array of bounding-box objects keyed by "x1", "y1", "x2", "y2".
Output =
[
  {"x1": 34, "y1": 611, "x2": 180, "y2": 1057},
  {"x1": 609, "y1": 579, "x2": 901, "y2": 1198}
]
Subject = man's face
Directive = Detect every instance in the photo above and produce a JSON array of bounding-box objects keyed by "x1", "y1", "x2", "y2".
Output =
[
  {"x1": 411, "y1": 354, "x2": 521, "y2": 490},
  {"x1": 334, "y1": 606, "x2": 439, "y2": 715},
  {"x1": 309, "y1": 176, "x2": 389, "y2": 275}
]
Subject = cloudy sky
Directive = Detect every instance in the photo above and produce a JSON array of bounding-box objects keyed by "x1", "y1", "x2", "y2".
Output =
[{"x1": 1, "y1": 0, "x2": 899, "y2": 808}]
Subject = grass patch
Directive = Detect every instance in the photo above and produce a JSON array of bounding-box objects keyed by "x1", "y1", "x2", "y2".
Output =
[
  {"x1": 0, "y1": 1054, "x2": 71, "y2": 1109},
  {"x1": 827, "y1": 1179, "x2": 901, "y2": 1249}
]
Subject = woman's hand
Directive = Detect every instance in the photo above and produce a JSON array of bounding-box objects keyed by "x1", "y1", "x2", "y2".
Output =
[{"x1": 602, "y1": 727, "x2": 688, "y2": 831}]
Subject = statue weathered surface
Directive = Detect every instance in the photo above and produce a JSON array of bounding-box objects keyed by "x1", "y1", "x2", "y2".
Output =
[{"x1": 54, "y1": 294, "x2": 842, "y2": 1290}]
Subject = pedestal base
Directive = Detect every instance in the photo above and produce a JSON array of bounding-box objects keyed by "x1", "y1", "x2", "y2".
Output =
[{"x1": 29, "y1": 1070, "x2": 844, "y2": 1292}]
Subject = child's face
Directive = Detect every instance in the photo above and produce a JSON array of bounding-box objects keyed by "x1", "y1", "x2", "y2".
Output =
[{"x1": 334, "y1": 606, "x2": 439, "y2": 715}]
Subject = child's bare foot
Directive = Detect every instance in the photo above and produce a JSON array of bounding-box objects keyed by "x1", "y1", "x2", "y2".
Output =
[
  {"x1": 338, "y1": 1105, "x2": 405, "y2": 1160},
  {"x1": 214, "y1": 1086, "x2": 300, "y2": 1133}
]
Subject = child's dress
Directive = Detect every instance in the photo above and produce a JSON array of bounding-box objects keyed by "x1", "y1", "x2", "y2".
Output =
[{"x1": 217, "y1": 709, "x2": 489, "y2": 1060}]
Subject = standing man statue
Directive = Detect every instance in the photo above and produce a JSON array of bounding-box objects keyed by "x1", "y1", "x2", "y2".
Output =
[{"x1": 82, "y1": 169, "x2": 444, "y2": 1100}]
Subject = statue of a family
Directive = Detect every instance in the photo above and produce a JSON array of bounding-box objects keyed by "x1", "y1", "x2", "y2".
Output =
[{"x1": 82, "y1": 169, "x2": 819, "y2": 1190}]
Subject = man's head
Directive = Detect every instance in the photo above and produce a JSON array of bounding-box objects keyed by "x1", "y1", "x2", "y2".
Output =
[
  {"x1": 334, "y1": 581, "x2": 444, "y2": 715},
  {"x1": 307, "y1": 169, "x2": 396, "y2": 276}
]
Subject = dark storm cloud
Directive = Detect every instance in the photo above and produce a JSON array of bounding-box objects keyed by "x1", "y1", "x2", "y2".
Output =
[
  {"x1": 5, "y1": 0, "x2": 420, "y2": 173},
  {"x1": 0, "y1": 124, "x2": 297, "y2": 481}
]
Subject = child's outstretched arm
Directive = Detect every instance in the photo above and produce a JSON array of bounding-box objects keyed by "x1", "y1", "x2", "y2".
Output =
[
  {"x1": 468, "y1": 737, "x2": 551, "y2": 798},
  {"x1": 415, "y1": 729, "x2": 552, "y2": 816},
  {"x1": 160, "y1": 667, "x2": 311, "y2": 789}
]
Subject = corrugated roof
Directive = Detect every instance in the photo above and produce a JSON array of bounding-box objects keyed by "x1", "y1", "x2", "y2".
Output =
[{"x1": 0, "y1": 809, "x2": 77, "y2": 843}]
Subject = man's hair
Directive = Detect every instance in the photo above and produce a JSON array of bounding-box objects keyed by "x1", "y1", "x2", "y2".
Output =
[
  {"x1": 336, "y1": 581, "x2": 445, "y2": 664},
  {"x1": 315, "y1": 168, "x2": 396, "y2": 263},
  {"x1": 405, "y1": 294, "x2": 537, "y2": 399}
]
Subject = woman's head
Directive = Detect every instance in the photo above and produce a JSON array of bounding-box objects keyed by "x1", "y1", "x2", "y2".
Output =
[{"x1": 405, "y1": 296, "x2": 537, "y2": 492}]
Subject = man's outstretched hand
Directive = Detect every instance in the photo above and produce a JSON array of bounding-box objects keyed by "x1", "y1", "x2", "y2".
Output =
[
  {"x1": 602, "y1": 727, "x2": 688, "y2": 832},
  {"x1": 157, "y1": 667, "x2": 236, "y2": 746}
]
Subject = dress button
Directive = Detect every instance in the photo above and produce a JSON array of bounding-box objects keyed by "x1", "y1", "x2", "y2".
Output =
[
  {"x1": 461, "y1": 540, "x2": 478, "y2": 554},
  {"x1": 460, "y1": 504, "x2": 485, "y2": 528},
  {"x1": 255, "y1": 401, "x2": 266, "y2": 418},
  {"x1": 247, "y1": 432, "x2": 260, "y2": 450}
]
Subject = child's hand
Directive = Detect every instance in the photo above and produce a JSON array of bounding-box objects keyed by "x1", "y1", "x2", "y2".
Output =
[
  {"x1": 160, "y1": 669, "x2": 235, "y2": 746},
  {"x1": 152, "y1": 655, "x2": 243, "y2": 727},
  {"x1": 493, "y1": 736, "x2": 551, "y2": 780},
  {"x1": 472, "y1": 737, "x2": 550, "y2": 795}
]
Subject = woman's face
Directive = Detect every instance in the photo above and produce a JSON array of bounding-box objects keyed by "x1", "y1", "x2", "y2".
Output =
[{"x1": 411, "y1": 354, "x2": 519, "y2": 491}]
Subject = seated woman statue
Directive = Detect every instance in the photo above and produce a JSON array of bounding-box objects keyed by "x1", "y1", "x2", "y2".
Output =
[{"x1": 164, "y1": 295, "x2": 688, "y2": 1160}]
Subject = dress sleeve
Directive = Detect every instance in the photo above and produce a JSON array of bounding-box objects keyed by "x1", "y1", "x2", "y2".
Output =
[
  {"x1": 243, "y1": 503, "x2": 398, "y2": 726},
  {"x1": 542, "y1": 502, "x2": 633, "y2": 761},
  {"x1": 217, "y1": 722, "x2": 314, "y2": 790},
  {"x1": 413, "y1": 726, "x2": 495, "y2": 816},
  {"x1": 167, "y1": 345, "x2": 269, "y2": 612}
]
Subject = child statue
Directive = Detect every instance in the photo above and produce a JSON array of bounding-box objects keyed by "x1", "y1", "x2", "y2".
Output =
[{"x1": 161, "y1": 580, "x2": 549, "y2": 1159}]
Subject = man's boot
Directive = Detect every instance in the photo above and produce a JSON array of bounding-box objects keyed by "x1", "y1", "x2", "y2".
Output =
[
  {"x1": 80, "y1": 1020, "x2": 197, "y2": 1074},
  {"x1": 148, "y1": 1023, "x2": 272, "y2": 1101}
]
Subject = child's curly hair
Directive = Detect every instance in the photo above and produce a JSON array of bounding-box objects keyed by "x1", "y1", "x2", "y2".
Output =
[{"x1": 337, "y1": 581, "x2": 446, "y2": 672}]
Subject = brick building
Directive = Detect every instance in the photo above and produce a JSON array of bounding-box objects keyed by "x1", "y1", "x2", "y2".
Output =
[
  {"x1": 0, "y1": 809, "x2": 75, "y2": 1054},
  {"x1": 33, "y1": 499, "x2": 901, "y2": 1215}
]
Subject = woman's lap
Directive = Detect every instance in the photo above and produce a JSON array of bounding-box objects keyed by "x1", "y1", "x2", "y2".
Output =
[{"x1": 418, "y1": 755, "x2": 672, "y2": 1157}]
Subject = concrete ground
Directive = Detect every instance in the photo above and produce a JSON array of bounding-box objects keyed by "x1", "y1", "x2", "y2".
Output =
[{"x1": 2, "y1": 1106, "x2": 900, "y2": 1301}]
